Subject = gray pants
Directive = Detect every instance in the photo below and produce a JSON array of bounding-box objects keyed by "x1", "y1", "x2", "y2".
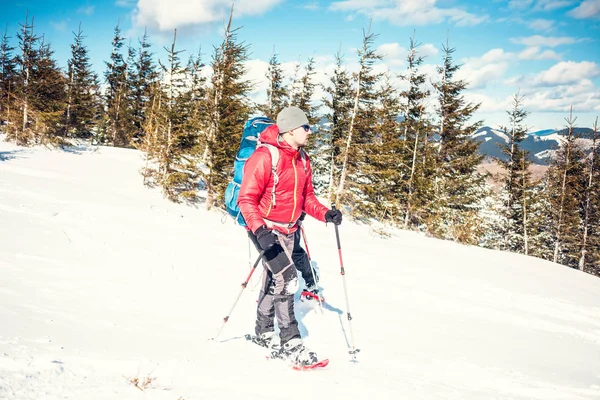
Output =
[{"x1": 250, "y1": 230, "x2": 300, "y2": 345}]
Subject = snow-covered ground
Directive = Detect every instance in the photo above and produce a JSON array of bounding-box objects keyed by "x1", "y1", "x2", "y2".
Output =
[{"x1": 1, "y1": 137, "x2": 599, "y2": 400}]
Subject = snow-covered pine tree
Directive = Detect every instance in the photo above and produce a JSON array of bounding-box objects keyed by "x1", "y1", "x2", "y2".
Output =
[
  {"x1": 260, "y1": 50, "x2": 288, "y2": 120},
  {"x1": 5, "y1": 17, "x2": 66, "y2": 145},
  {"x1": 0, "y1": 26, "x2": 17, "y2": 130},
  {"x1": 546, "y1": 108, "x2": 586, "y2": 267},
  {"x1": 579, "y1": 117, "x2": 599, "y2": 275},
  {"x1": 143, "y1": 29, "x2": 201, "y2": 202},
  {"x1": 29, "y1": 38, "x2": 67, "y2": 144},
  {"x1": 320, "y1": 49, "x2": 353, "y2": 200},
  {"x1": 526, "y1": 177, "x2": 555, "y2": 261},
  {"x1": 129, "y1": 30, "x2": 158, "y2": 145},
  {"x1": 496, "y1": 93, "x2": 534, "y2": 253},
  {"x1": 64, "y1": 23, "x2": 100, "y2": 138},
  {"x1": 204, "y1": 6, "x2": 253, "y2": 210},
  {"x1": 287, "y1": 60, "x2": 302, "y2": 108},
  {"x1": 10, "y1": 13, "x2": 39, "y2": 144},
  {"x1": 429, "y1": 41, "x2": 485, "y2": 244},
  {"x1": 294, "y1": 56, "x2": 319, "y2": 124},
  {"x1": 336, "y1": 23, "x2": 382, "y2": 214},
  {"x1": 104, "y1": 23, "x2": 131, "y2": 147},
  {"x1": 181, "y1": 47, "x2": 208, "y2": 164},
  {"x1": 357, "y1": 72, "x2": 403, "y2": 223},
  {"x1": 397, "y1": 33, "x2": 432, "y2": 229}
]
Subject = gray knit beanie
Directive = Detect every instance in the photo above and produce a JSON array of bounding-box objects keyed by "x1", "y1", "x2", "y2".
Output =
[{"x1": 276, "y1": 106, "x2": 309, "y2": 133}]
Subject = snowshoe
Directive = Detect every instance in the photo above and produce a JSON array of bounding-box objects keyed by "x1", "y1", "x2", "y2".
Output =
[{"x1": 279, "y1": 338, "x2": 319, "y2": 367}]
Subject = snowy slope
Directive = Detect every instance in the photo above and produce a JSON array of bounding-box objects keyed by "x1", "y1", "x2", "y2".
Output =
[{"x1": 1, "y1": 137, "x2": 600, "y2": 400}]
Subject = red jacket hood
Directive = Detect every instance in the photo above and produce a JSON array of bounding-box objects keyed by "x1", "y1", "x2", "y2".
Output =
[
  {"x1": 259, "y1": 125, "x2": 296, "y2": 155},
  {"x1": 259, "y1": 125, "x2": 280, "y2": 147}
]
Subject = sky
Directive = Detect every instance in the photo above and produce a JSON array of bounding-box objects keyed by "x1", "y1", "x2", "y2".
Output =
[
  {"x1": 2, "y1": 135, "x2": 600, "y2": 399},
  {"x1": 2, "y1": 0, "x2": 600, "y2": 131}
]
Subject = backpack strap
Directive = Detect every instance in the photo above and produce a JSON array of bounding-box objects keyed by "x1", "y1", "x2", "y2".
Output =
[{"x1": 257, "y1": 143, "x2": 280, "y2": 208}]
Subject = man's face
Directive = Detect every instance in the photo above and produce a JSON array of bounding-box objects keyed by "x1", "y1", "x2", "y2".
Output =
[{"x1": 291, "y1": 124, "x2": 311, "y2": 147}]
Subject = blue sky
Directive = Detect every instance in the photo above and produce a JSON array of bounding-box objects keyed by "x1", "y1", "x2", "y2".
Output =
[{"x1": 3, "y1": 0, "x2": 600, "y2": 130}]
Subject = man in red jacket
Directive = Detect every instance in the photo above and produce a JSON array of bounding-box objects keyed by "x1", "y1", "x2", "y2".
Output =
[{"x1": 238, "y1": 106, "x2": 342, "y2": 366}]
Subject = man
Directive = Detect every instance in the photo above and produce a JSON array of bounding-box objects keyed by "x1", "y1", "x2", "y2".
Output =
[{"x1": 238, "y1": 106, "x2": 342, "y2": 366}]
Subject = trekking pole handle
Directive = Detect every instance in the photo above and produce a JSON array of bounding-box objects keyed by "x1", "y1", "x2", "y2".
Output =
[{"x1": 331, "y1": 204, "x2": 345, "y2": 275}]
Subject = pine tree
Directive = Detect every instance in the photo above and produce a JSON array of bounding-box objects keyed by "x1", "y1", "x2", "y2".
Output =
[
  {"x1": 547, "y1": 108, "x2": 586, "y2": 267},
  {"x1": 129, "y1": 30, "x2": 158, "y2": 145},
  {"x1": 182, "y1": 47, "x2": 208, "y2": 159},
  {"x1": 496, "y1": 93, "x2": 534, "y2": 252},
  {"x1": 288, "y1": 60, "x2": 302, "y2": 107},
  {"x1": 359, "y1": 72, "x2": 404, "y2": 222},
  {"x1": 104, "y1": 23, "x2": 130, "y2": 146},
  {"x1": 29, "y1": 38, "x2": 67, "y2": 144},
  {"x1": 0, "y1": 25, "x2": 17, "y2": 128},
  {"x1": 430, "y1": 41, "x2": 485, "y2": 244},
  {"x1": 143, "y1": 29, "x2": 201, "y2": 202},
  {"x1": 260, "y1": 50, "x2": 287, "y2": 119},
  {"x1": 320, "y1": 49, "x2": 353, "y2": 200},
  {"x1": 294, "y1": 56, "x2": 319, "y2": 124},
  {"x1": 10, "y1": 13, "x2": 39, "y2": 144},
  {"x1": 204, "y1": 6, "x2": 253, "y2": 210},
  {"x1": 579, "y1": 117, "x2": 599, "y2": 275},
  {"x1": 64, "y1": 23, "x2": 100, "y2": 138},
  {"x1": 398, "y1": 33, "x2": 432, "y2": 228},
  {"x1": 526, "y1": 178, "x2": 555, "y2": 261},
  {"x1": 336, "y1": 23, "x2": 382, "y2": 212}
]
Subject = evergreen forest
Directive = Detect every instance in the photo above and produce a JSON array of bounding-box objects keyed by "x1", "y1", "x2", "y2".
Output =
[{"x1": 1, "y1": 13, "x2": 598, "y2": 276}]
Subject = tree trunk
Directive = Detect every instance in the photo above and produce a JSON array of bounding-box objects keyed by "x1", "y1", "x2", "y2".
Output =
[
  {"x1": 553, "y1": 109, "x2": 575, "y2": 263},
  {"x1": 335, "y1": 65, "x2": 361, "y2": 205},
  {"x1": 579, "y1": 117, "x2": 598, "y2": 270},
  {"x1": 521, "y1": 150, "x2": 529, "y2": 255},
  {"x1": 404, "y1": 103, "x2": 425, "y2": 228}
]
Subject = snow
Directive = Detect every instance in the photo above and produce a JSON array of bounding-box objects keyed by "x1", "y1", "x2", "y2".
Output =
[
  {"x1": 473, "y1": 128, "x2": 510, "y2": 143},
  {"x1": 533, "y1": 132, "x2": 564, "y2": 143},
  {"x1": 1, "y1": 136, "x2": 600, "y2": 400}
]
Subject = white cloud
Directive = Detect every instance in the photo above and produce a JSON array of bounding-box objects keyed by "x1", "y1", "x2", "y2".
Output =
[
  {"x1": 134, "y1": 0, "x2": 282, "y2": 31},
  {"x1": 329, "y1": 0, "x2": 488, "y2": 26},
  {"x1": 507, "y1": 60, "x2": 600, "y2": 87},
  {"x1": 116, "y1": 0, "x2": 136, "y2": 6},
  {"x1": 568, "y1": 0, "x2": 600, "y2": 19},
  {"x1": 517, "y1": 46, "x2": 561, "y2": 60},
  {"x1": 510, "y1": 35, "x2": 579, "y2": 47},
  {"x1": 455, "y1": 49, "x2": 513, "y2": 90},
  {"x1": 377, "y1": 43, "x2": 406, "y2": 59},
  {"x1": 509, "y1": 0, "x2": 575, "y2": 11},
  {"x1": 534, "y1": 0, "x2": 575, "y2": 11},
  {"x1": 420, "y1": 43, "x2": 439, "y2": 58},
  {"x1": 50, "y1": 21, "x2": 68, "y2": 32},
  {"x1": 244, "y1": 58, "x2": 270, "y2": 104},
  {"x1": 303, "y1": 2, "x2": 320, "y2": 10},
  {"x1": 519, "y1": 81, "x2": 600, "y2": 113},
  {"x1": 466, "y1": 92, "x2": 512, "y2": 113},
  {"x1": 77, "y1": 6, "x2": 95, "y2": 16},
  {"x1": 528, "y1": 18, "x2": 555, "y2": 31}
]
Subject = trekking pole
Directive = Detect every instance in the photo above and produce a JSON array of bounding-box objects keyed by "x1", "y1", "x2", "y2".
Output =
[
  {"x1": 211, "y1": 250, "x2": 265, "y2": 341},
  {"x1": 331, "y1": 204, "x2": 360, "y2": 361},
  {"x1": 299, "y1": 225, "x2": 324, "y2": 313}
]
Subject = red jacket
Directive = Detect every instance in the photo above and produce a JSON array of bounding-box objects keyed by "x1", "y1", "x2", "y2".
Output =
[{"x1": 238, "y1": 125, "x2": 328, "y2": 234}]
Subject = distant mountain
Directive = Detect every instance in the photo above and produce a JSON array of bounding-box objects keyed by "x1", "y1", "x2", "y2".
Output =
[{"x1": 472, "y1": 126, "x2": 595, "y2": 165}]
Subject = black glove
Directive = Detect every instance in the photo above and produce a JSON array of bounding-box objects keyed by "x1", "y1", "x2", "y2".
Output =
[
  {"x1": 325, "y1": 209, "x2": 342, "y2": 225},
  {"x1": 255, "y1": 226, "x2": 277, "y2": 251}
]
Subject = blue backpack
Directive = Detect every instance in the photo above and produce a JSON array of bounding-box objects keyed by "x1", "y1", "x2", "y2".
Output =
[
  {"x1": 224, "y1": 116, "x2": 307, "y2": 227},
  {"x1": 225, "y1": 116, "x2": 278, "y2": 226}
]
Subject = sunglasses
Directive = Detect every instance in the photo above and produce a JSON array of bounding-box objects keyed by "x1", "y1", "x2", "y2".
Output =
[{"x1": 299, "y1": 124, "x2": 311, "y2": 132}]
